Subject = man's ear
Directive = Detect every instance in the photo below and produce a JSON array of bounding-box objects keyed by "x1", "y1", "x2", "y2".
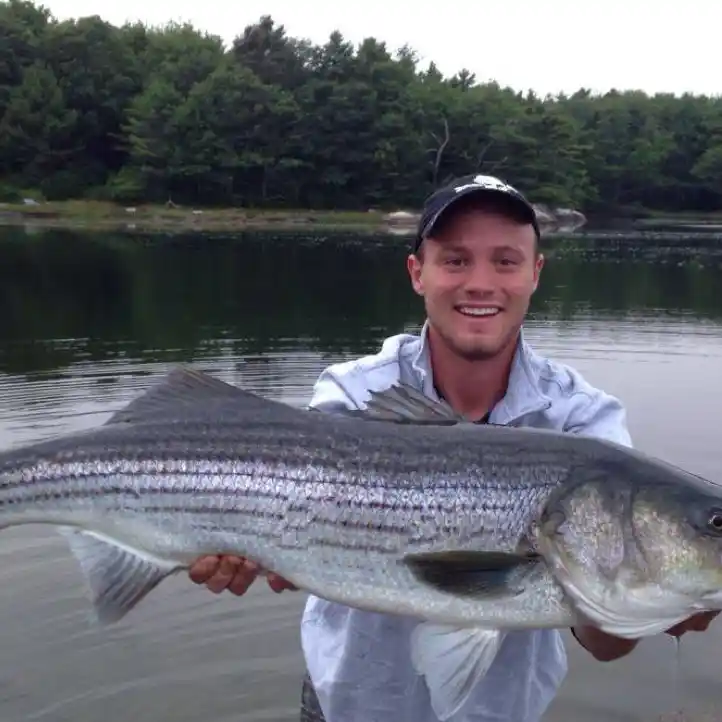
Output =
[
  {"x1": 407, "y1": 253, "x2": 424, "y2": 296},
  {"x1": 531, "y1": 252, "x2": 545, "y2": 293}
]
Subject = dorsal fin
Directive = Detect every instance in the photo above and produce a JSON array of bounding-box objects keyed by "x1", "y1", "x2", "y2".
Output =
[
  {"x1": 344, "y1": 383, "x2": 469, "y2": 426},
  {"x1": 106, "y1": 366, "x2": 280, "y2": 425}
]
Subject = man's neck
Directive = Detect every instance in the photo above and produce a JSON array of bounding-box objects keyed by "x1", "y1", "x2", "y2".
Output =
[{"x1": 426, "y1": 325, "x2": 519, "y2": 421}]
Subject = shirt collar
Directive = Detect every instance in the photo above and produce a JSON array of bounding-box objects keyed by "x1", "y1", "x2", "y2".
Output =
[{"x1": 409, "y1": 320, "x2": 551, "y2": 424}]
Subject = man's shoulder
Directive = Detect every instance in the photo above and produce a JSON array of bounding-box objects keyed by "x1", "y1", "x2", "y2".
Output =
[
  {"x1": 532, "y1": 351, "x2": 603, "y2": 402},
  {"x1": 308, "y1": 332, "x2": 420, "y2": 411},
  {"x1": 525, "y1": 345, "x2": 632, "y2": 446}
]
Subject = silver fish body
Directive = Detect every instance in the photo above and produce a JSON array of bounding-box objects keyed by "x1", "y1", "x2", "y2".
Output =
[
  {"x1": 4, "y1": 368, "x2": 722, "y2": 720},
  {"x1": 0, "y1": 369, "x2": 579, "y2": 629}
]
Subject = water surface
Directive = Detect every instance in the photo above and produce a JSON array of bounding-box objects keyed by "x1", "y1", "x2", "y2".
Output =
[{"x1": 1, "y1": 227, "x2": 722, "y2": 722}]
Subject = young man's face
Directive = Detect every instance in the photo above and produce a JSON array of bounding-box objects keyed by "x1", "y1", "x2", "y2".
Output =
[{"x1": 407, "y1": 200, "x2": 544, "y2": 361}]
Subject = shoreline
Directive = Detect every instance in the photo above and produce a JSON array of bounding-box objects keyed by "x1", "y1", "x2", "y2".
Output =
[
  {"x1": 2, "y1": 200, "x2": 722, "y2": 237},
  {"x1": 0, "y1": 201, "x2": 393, "y2": 234}
]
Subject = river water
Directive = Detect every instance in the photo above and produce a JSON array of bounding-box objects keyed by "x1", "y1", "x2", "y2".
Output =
[{"x1": 1, "y1": 226, "x2": 722, "y2": 722}]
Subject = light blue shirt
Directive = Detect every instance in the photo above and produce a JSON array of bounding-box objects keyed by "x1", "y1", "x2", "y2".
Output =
[{"x1": 301, "y1": 323, "x2": 633, "y2": 722}]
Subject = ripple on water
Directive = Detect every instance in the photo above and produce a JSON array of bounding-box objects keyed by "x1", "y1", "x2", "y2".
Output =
[{"x1": 3, "y1": 313, "x2": 722, "y2": 448}]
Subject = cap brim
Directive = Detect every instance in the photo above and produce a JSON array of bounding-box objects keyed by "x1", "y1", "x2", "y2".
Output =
[{"x1": 420, "y1": 186, "x2": 536, "y2": 241}]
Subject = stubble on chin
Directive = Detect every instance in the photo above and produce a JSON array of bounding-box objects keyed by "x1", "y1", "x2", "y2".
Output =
[{"x1": 432, "y1": 318, "x2": 521, "y2": 363}]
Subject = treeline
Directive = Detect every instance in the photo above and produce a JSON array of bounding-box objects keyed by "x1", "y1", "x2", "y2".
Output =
[{"x1": 2, "y1": 0, "x2": 722, "y2": 213}]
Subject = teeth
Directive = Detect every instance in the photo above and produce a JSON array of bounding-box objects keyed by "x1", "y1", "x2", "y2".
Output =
[{"x1": 458, "y1": 307, "x2": 499, "y2": 317}]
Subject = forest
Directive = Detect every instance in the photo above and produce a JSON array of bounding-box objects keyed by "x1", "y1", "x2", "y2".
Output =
[{"x1": 2, "y1": 0, "x2": 722, "y2": 214}]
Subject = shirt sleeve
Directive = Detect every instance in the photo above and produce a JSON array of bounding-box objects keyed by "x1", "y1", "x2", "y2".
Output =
[{"x1": 306, "y1": 366, "x2": 362, "y2": 414}]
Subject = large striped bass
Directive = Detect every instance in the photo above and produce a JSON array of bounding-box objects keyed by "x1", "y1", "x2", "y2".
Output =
[{"x1": 3, "y1": 367, "x2": 722, "y2": 720}]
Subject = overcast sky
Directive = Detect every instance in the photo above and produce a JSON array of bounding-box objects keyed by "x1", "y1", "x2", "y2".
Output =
[{"x1": 39, "y1": 0, "x2": 720, "y2": 97}]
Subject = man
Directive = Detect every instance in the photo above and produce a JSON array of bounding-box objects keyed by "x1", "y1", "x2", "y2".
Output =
[{"x1": 189, "y1": 174, "x2": 718, "y2": 721}]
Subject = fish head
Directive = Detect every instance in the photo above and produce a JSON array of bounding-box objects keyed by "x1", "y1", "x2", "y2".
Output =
[{"x1": 536, "y1": 457, "x2": 722, "y2": 638}]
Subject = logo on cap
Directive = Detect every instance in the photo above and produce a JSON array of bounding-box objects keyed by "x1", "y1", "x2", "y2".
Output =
[{"x1": 453, "y1": 175, "x2": 517, "y2": 195}]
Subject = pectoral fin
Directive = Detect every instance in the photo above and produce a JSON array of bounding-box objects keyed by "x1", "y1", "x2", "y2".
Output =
[
  {"x1": 410, "y1": 622, "x2": 505, "y2": 721},
  {"x1": 403, "y1": 550, "x2": 543, "y2": 598},
  {"x1": 58, "y1": 527, "x2": 182, "y2": 625}
]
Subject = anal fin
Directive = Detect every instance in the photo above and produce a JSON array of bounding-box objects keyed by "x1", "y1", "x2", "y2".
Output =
[
  {"x1": 410, "y1": 622, "x2": 505, "y2": 721},
  {"x1": 58, "y1": 527, "x2": 182, "y2": 625}
]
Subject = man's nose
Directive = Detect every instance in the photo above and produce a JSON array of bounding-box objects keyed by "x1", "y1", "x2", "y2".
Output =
[{"x1": 464, "y1": 260, "x2": 496, "y2": 293}]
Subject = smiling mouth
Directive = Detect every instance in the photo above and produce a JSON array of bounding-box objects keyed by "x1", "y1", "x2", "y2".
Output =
[{"x1": 456, "y1": 306, "x2": 501, "y2": 318}]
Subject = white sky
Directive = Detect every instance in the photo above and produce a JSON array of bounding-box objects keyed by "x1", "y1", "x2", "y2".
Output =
[{"x1": 39, "y1": 0, "x2": 721, "y2": 97}]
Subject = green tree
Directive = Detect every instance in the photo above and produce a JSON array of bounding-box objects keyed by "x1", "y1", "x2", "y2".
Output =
[
  {"x1": 2, "y1": 3, "x2": 722, "y2": 215},
  {"x1": 0, "y1": 61, "x2": 77, "y2": 190}
]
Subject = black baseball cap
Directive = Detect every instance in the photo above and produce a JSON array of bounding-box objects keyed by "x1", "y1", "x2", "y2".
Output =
[{"x1": 414, "y1": 174, "x2": 540, "y2": 253}]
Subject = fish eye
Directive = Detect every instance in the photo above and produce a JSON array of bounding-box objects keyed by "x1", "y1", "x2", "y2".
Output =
[{"x1": 707, "y1": 509, "x2": 722, "y2": 534}]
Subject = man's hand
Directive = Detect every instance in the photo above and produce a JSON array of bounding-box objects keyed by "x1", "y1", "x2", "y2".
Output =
[
  {"x1": 188, "y1": 555, "x2": 298, "y2": 595},
  {"x1": 665, "y1": 610, "x2": 720, "y2": 637},
  {"x1": 571, "y1": 624, "x2": 639, "y2": 661},
  {"x1": 573, "y1": 610, "x2": 721, "y2": 662}
]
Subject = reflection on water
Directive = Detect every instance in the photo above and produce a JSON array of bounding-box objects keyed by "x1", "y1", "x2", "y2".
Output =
[
  {"x1": 2, "y1": 228, "x2": 722, "y2": 377},
  {"x1": 1, "y1": 227, "x2": 722, "y2": 722}
]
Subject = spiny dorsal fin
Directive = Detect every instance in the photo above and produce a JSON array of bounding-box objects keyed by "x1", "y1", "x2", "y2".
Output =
[
  {"x1": 346, "y1": 383, "x2": 469, "y2": 426},
  {"x1": 106, "y1": 366, "x2": 279, "y2": 425}
]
